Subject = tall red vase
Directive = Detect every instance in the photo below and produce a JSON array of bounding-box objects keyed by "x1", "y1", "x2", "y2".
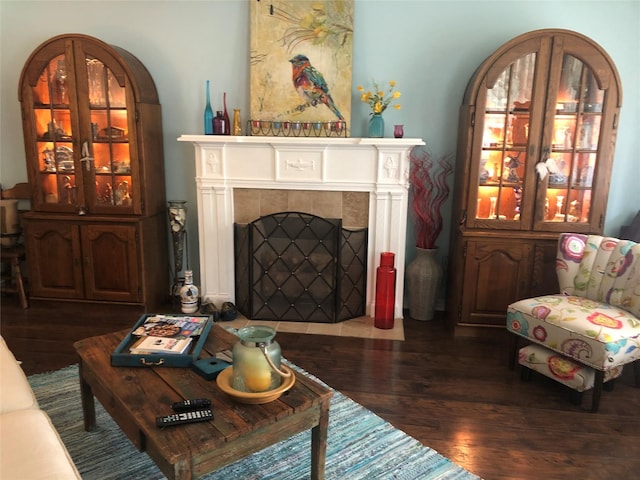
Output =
[{"x1": 374, "y1": 252, "x2": 396, "y2": 329}]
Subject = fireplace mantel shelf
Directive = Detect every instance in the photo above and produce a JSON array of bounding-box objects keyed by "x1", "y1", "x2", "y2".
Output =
[
  {"x1": 179, "y1": 134, "x2": 425, "y2": 319},
  {"x1": 178, "y1": 134, "x2": 423, "y2": 147}
]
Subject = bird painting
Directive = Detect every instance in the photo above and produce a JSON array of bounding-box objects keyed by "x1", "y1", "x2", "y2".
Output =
[{"x1": 289, "y1": 54, "x2": 344, "y2": 120}]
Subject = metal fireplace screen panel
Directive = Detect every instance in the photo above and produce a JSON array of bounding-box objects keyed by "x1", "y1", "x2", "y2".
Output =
[
  {"x1": 234, "y1": 223, "x2": 251, "y2": 317},
  {"x1": 337, "y1": 227, "x2": 367, "y2": 321},
  {"x1": 234, "y1": 211, "x2": 366, "y2": 323}
]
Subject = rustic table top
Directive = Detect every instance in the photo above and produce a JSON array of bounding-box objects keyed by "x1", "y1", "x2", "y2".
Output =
[{"x1": 74, "y1": 324, "x2": 333, "y2": 480}]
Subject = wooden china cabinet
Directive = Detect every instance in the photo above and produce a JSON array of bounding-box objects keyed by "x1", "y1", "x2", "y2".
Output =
[
  {"x1": 447, "y1": 29, "x2": 622, "y2": 334},
  {"x1": 18, "y1": 34, "x2": 168, "y2": 308}
]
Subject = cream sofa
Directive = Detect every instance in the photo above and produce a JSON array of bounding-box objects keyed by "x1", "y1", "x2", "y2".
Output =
[{"x1": 0, "y1": 336, "x2": 81, "y2": 479}]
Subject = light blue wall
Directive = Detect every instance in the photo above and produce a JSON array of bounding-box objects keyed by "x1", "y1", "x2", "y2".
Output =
[{"x1": 1, "y1": 0, "x2": 638, "y2": 287}]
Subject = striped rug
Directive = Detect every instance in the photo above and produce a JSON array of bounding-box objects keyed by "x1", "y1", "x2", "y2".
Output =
[{"x1": 28, "y1": 364, "x2": 480, "y2": 480}]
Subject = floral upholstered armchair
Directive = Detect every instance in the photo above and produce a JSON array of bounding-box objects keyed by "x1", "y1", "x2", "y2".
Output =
[{"x1": 507, "y1": 233, "x2": 640, "y2": 412}]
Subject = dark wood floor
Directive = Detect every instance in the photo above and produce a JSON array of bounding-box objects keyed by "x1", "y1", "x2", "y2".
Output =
[{"x1": 2, "y1": 296, "x2": 639, "y2": 479}]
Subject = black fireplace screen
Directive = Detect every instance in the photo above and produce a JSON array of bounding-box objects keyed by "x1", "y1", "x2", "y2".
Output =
[{"x1": 234, "y1": 212, "x2": 367, "y2": 323}]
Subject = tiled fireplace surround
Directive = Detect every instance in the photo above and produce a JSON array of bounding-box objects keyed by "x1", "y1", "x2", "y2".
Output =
[{"x1": 179, "y1": 135, "x2": 424, "y2": 319}]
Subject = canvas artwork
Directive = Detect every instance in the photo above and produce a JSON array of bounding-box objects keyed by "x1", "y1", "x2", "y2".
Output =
[{"x1": 250, "y1": 0, "x2": 354, "y2": 137}]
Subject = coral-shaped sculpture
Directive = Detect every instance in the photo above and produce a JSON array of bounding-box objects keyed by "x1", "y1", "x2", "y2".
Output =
[{"x1": 409, "y1": 148, "x2": 453, "y2": 249}]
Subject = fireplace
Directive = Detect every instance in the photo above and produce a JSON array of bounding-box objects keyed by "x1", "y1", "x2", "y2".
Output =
[
  {"x1": 234, "y1": 211, "x2": 367, "y2": 323},
  {"x1": 178, "y1": 135, "x2": 424, "y2": 319}
]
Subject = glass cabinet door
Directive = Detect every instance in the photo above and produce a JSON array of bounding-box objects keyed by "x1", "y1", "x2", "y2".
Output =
[
  {"x1": 31, "y1": 53, "x2": 80, "y2": 210},
  {"x1": 24, "y1": 40, "x2": 138, "y2": 215},
  {"x1": 538, "y1": 55, "x2": 603, "y2": 227},
  {"x1": 472, "y1": 53, "x2": 538, "y2": 227},
  {"x1": 467, "y1": 34, "x2": 616, "y2": 234},
  {"x1": 83, "y1": 54, "x2": 135, "y2": 213}
]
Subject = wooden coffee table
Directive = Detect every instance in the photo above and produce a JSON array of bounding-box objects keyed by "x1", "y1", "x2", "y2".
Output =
[{"x1": 73, "y1": 324, "x2": 332, "y2": 480}]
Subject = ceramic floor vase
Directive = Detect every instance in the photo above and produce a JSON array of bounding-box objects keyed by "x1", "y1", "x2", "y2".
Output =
[{"x1": 406, "y1": 247, "x2": 442, "y2": 321}]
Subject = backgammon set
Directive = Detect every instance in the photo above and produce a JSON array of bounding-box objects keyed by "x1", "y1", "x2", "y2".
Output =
[{"x1": 111, "y1": 313, "x2": 213, "y2": 367}]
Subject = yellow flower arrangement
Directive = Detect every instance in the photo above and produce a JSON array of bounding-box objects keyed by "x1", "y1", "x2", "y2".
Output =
[{"x1": 357, "y1": 80, "x2": 401, "y2": 115}]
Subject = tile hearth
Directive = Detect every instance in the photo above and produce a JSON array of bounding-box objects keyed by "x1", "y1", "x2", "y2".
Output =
[{"x1": 223, "y1": 315, "x2": 404, "y2": 341}]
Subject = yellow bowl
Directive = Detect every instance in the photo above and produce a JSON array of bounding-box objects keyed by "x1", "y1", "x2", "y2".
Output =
[{"x1": 216, "y1": 365, "x2": 296, "y2": 404}]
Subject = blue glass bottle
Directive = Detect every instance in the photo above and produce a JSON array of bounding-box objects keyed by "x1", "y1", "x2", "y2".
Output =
[{"x1": 204, "y1": 80, "x2": 214, "y2": 135}]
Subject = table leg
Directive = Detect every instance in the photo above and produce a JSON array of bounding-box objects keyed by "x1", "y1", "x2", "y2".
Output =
[
  {"x1": 78, "y1": 361, "x2": 96, "y2": 431},
  {"x1": 310, "y1": 400, "x2": 330, "y2": 480}
]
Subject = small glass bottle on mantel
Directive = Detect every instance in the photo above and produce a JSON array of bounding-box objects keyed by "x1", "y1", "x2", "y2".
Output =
[
  {"x1": 233, "y1": 108, "x2": 242, "y2": 135},
  {"x1": 222, "y1": 92, "x2": 231, "y2": 135},
  {"x1": 213, "y1": 111, "x2": 226, "y2": 135},
  {"x1": 203, "y1": 80, "x2": 214, "y2": 135},
  {"x1": 180, "y1": 270, "x2": 199, "y2": 313}
]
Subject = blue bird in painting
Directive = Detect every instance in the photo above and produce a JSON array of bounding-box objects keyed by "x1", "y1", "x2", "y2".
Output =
[{"x1": 289, "y1": 54, "x2": 344, "y2": 120}]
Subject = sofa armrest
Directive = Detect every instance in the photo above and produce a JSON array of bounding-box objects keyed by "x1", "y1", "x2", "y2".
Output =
[
  {"x1": 0, "y1": 409, "x2": 81, "y2": 479},
  {"x1": 0, "y1": 336, "x2": 38, "y2": 413}
]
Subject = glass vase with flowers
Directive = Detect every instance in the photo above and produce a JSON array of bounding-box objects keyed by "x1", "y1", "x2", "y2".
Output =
[{"x1": 357, "y1": 80, "x2": 401, "y2": 137}]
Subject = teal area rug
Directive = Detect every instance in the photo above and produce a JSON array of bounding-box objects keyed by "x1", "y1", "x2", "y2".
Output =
[{"x1": 28, "y1": 365, "x2": 480, "y2": 480}]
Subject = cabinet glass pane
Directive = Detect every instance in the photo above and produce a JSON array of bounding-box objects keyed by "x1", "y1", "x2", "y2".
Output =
[
  {"x1": 95, "y1": 175, "x2": 132, "y2": 206},
  {"x1": 87, "y1": 58, "x2": 107, "y2": 106},
  {"x1": 33, "y1": 55, "x2": 78, "y2": 207},
  {"x1": 33, "y1": 67, "x2": 50, "y2": 105},
  {"x1": 476, "y1": 53, "x2": 535, "y2": 220},
  {"x1": 107, "y1": 70, "x2": 126, "y2": 107},
  {"x1": 50, "y1": 55, "x2": 70, "y2": 106},
  {"x1": 543, "y1": 55, "x2": 604, "y2": 225},
  {"x1": 86, "y1": 55, "x2": 132, "y2": 208}
]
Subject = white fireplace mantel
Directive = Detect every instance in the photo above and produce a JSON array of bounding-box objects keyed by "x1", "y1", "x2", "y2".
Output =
[{"x1": 178, "y1": 135, "x2": 425, "y2": 319}]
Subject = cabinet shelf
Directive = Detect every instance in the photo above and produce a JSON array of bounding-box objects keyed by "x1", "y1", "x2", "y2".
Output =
[
  {"x1": 39, "y1": 169, "x2": 75, "y2": 174},
  {"x1": 34, "y1": 103, "x2": 70, "y2": 109},
  {"x1": 89, "y1": 105, "x2": 127, "y2": 111},
  {"x1": 479, "y1": 181, "x2": 523, "y2": 188},
  {"x1": 37, "y1": 136, "x2": 73, "y2": 142},
  {"x1": 482, "y1": 146, "x2": 527, "y2": 151},
  {"x1": 547, "y1": 184, "x2": 594, "y2": 191},
  {"x1": 93, "y1": 138, "x2": 129, "y2": 143},
  {"x1": 485, "y1": 109, "x2": 531, "y2": 115},
  {"x1": 95, "y1": 171, "x2": 131, "y2": 176}
]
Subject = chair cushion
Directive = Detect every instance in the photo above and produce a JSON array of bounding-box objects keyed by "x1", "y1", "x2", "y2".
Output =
[
  {"x1": 0, "y1": 409, "x2": 81, "y2": 479},
  {"x1": 508, "y1": 294, "x2": 640, "y2": 370},
  {"x1": 519, "y1": 344, "x2": 623, "y2": 392}
]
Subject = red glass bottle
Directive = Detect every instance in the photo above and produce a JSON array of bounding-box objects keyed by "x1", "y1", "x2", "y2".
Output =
[{"x1": 374, "y1": 252, "x2": 396, "y2": 329}]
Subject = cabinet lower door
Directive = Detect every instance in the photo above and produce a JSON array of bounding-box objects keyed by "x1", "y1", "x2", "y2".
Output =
[
  {"x1": 81, "y1": 224, "x2": 140, "y2": 302},
  {"x1": 460, "y1": 240, "x2": 532, "y2": 326},
  {"x1": 26, "y1": 221, "x2": 84, "y2": 299},
  {"x1": 531, "y1": 242, "x2": 559, "y2": 297}
]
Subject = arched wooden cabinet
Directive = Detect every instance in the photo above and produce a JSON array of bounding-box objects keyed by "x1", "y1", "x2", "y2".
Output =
[
  {"x1": 18, "y1": 34, "x2": 168, "y2": 308},
  {"x1": 447, "y1": 29, "x2": 622, "y2": 334}
]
